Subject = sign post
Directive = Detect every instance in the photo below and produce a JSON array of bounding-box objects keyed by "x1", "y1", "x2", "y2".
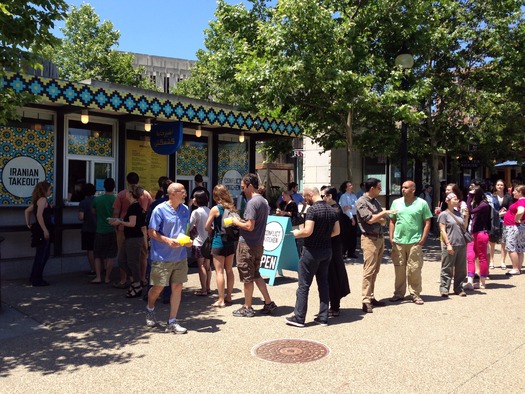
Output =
[{"x1": 260, "y1": 216, "x2": 299, "y2": 285}]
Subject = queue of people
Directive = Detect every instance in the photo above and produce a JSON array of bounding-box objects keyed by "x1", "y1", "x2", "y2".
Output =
[{"x1": 24, "y1": 175, "x2": 525, "y2": 333}]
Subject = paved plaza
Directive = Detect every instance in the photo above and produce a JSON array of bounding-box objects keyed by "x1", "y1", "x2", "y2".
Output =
[{"x1": 1, "y1": 237, "x2": 524, "y2": 393}]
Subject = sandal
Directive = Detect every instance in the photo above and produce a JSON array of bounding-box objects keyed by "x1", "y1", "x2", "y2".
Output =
[
  {"x1": 112, "y1": 282, "x2": 127, "y2": 289},
  {"x1": 194, "y1": 290, "x2": 208, "y2": 296},
  {"x1": 413, "y1": 297, "x2": 424, "y2": 305},
  {"x1": 500, "y1": 264, "x2": 507, "y2": 270},
  {"x1": 126, "y1": 283, "x2": 142, "y2": 298},
  {"x1": 211, "y1": 301, "x2": 226, "y2": 308}
]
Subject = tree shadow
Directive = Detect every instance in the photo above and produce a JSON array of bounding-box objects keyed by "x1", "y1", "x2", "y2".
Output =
[{"x1": 0, "y1": 271, "x2": 233, "y2": 378}]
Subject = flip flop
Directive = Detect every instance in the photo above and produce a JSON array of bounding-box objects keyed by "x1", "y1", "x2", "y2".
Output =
[
  {"x1": 413, "y1": 297, "x2": 424, "y2": 305},
  {"x1": 211, "y1": 301, "x2": 226, "y2": 308},
  {"x1": 194, "y1": 290, "x2": 208, "y2": 296}
]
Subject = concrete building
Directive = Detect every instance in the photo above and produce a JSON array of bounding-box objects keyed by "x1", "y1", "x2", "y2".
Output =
[{"x1": 131, "y1": 53, "x2": 196, "y2": 94}]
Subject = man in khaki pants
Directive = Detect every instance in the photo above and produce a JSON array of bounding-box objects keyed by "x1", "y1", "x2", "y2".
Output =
[
  {"x1": 389, "y1": 180, "x2": 433, "y2": 305},
  {"x1": 356, "y1": 178, "x2": 397, "y2": 313}
]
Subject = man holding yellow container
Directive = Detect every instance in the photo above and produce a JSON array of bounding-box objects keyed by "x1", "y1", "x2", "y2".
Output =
[{"x1": 146, "y1": 182, "x2": 192, "y2": 334}]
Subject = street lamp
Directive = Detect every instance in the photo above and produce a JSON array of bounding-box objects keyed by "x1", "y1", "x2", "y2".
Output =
[{"x1": 395, "y1": 47, "x2": 414, "y2": 183}]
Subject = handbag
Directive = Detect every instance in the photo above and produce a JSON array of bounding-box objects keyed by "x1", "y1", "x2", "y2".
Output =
[
  {"x1": 445, "y1": 210, "x2": 473, "y2": 243},
  {"x1": 201, "y1": 236, "x2": 212, "y2": 259},
  {"x1": 30, "y1": 223, "x2": 44, "y2": 247}
]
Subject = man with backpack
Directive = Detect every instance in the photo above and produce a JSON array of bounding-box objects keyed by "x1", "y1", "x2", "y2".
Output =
[{"x1": 230, "y1": 173, "x2": 278, "y2": 317}]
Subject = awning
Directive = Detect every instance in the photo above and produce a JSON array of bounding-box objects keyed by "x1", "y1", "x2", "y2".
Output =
[
  {"x1": 495, "y1": 161, "x2": 522, "y2": 167},
  {"x1": 1, "y1": 72, "x2": 302, "y2": 137}
]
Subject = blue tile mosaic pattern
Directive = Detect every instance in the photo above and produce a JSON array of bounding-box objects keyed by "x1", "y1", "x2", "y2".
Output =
[
  {"x1": 0, "y1": 126, "x2": 54, "y2": 205},
  {"x1": 1, "y1": 73, "x2": 302, "y2": 137}
]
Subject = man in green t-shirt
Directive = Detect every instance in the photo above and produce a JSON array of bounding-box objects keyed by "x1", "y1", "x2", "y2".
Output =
[
  {"x1": 389, "y1": 180, "x2": 433, "y2": 305},
  {"x1": 90, "y1": 178, "x2": 117, "y2": 284}
]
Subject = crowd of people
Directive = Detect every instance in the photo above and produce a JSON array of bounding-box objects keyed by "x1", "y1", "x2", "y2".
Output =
[{"x1": 24, "y1": 173, "x2": 525, "y2": 332}]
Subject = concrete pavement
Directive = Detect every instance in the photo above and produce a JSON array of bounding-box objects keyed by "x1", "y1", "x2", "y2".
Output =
[{"x1": 1, "y1": 237, "x2": 524, "y2": 393}]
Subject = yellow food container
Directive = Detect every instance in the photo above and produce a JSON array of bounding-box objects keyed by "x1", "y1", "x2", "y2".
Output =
[{"x1": 176, "y1": 233, "x2": 191, "y2": 245}]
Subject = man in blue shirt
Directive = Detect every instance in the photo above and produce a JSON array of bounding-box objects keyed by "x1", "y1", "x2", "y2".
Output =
[
  {"x1": 146, "y1": 182, "x2": 191, "y2": 334},
  {"x1": 339, "y1": 181, "x2": 358, "y2": 259}
]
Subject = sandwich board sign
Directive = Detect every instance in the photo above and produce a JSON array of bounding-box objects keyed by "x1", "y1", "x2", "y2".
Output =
[{"x1": 260, "y1": 216, "x2": 299, "y2": 285}]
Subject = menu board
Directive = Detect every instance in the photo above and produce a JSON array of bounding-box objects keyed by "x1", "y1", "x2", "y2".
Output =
[{"x1": 126, "y1": 139, "x2": 168, "y2": 196}]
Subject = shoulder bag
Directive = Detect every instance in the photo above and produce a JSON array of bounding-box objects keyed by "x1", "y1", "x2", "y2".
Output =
[{"x1": 201, "y1": 236, "x2": 212, "y2": 259}]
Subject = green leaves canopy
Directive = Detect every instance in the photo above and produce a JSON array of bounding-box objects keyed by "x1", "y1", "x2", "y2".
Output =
[
  {"x1": 44, "y1": 4, "x2": 157, "y2": 90},
  {"x1": 0, "y1": 0, "x2": 68, "y2": 123},
  {"x1": 177, "y1": 0, "x2": 525, "y2": 167}
]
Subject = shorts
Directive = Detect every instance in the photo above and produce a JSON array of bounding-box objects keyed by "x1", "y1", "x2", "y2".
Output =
[
  {"x1": 505, "y1": 224, "x2": 525, "y2": 253},
  {"x1": 150, "y1": 259, "x2": 188, "y2": 286},
  {"x1": 502, "y1": 225, "x2": 511, "y2": 244},
  {"x1": 192, "y1": 245, "x2": 203, "y2": 259},
  {"x1": 94, "y1": 232, "x2": 117, "y2": 259},
  {"x1": 81, "y1": 231, "x2": 95, "y2": 251},
  {"x1": 236, "y1": 242, "x2": 264, "y2": 283},
  {"x1": 211, "y1": 244, "x2": 236, "y2": 257}
]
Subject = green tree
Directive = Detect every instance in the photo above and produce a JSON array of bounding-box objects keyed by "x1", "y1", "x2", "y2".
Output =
[
  {"x1": 44, "y1": 4, "x2": 157, "y2": 90},
  {"x1": 178, "y1": 0, "x2": 525, "y2": 186},
  {"x1": 0, "y1": 0, "x2": 68, "y2": 123}
]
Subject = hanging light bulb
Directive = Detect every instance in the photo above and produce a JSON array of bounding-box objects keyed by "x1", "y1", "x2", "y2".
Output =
[
  {"x1": 81, "y1": 109, "x2": 89, "y2": 124},
  {"x1": 196, "y1": 125, "x2": 202, "y2": 138},
  {"x1": 239, "y1": 131, "x2": 245, "y2": 143},
  {"x1": 144, "y1": 119, "x2": 152, "y2": 132}
]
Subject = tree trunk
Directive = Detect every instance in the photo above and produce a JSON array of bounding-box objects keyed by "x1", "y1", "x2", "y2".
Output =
[{"x1": 346, "y1": 110, "x2": 353, "y2": 180}]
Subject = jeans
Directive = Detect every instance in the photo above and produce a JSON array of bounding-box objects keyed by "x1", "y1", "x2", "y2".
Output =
[
  {"x1": 30, "y1": 240, "x2": 51, "y2": 285},
  {"x1": 440, "y1": 244, "x2": 467, "y2": 294},
  {"x1": 467, "y1": 231, "x2": 489, "y2": 277},
  {"x1": 293, "y1": 246, "x2": 332, "y2": 324}
]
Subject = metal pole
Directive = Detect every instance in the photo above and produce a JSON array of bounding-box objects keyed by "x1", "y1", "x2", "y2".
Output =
[
  {"x1": 400, "y1": 75, "x2": 409, "y2": 183},
  {"x1": 401, "y1": 121, "x2": 408, "y2": 183}
]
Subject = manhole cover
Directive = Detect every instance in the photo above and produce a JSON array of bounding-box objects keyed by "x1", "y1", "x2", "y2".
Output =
[{"x1": 252, "y1": 339, "x2": 330, "y2": 364}]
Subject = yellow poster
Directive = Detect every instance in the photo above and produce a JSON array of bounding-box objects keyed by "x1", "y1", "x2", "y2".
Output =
[{"x1": 126, "y1": 139, "x2": 168, "y2": 197}]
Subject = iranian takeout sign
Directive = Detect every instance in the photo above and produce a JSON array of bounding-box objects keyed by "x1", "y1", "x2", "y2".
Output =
[{"x1": 2, "y1": 156, "x2": 45, "y2": 197}]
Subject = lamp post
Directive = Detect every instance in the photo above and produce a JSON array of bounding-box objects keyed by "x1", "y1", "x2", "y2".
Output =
[{"x1": 395, "y1": 48, "x2": 414, "y2": 183}]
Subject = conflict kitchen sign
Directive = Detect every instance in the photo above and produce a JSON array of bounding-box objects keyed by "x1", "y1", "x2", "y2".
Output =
[
  {"x1": 259, "y1": 216, "x2": 299, "y2": 285},
  {"x1": 2, "y1": 156, "x2": 45, "y2": 198}
]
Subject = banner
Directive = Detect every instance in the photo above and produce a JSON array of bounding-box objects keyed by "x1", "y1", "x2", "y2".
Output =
[{"x1": 150, "y1": 122, "x2": 183, "y2": 155}]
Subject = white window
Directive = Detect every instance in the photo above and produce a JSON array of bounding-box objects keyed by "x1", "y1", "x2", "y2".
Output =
[{"x1": 64, "y1": 115, "x2": 117, "y2": 203}]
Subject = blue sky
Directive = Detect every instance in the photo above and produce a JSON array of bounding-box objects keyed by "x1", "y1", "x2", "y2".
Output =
[{"x1": 59, "y1": 1, "x2": 252, "y2": 60}]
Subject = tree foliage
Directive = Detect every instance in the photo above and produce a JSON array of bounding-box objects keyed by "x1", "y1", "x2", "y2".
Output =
[
  {"x1": 44, "y1": 4, "x2": 157, "y2": 90},
  {"x1": 0, "y1": 0, "x2": 68, "y2": 123},
  {"x1": 177, "y1": 0, "x2": 525, "y2": 178}
]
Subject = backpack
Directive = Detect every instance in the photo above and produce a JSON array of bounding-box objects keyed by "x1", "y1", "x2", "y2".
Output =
[
  {"x1": 488, "y1": 205, "x2": 501, "y2": 237},
  {"x1": 220, "y1": 208, "x2": 240, "y2": 242}
]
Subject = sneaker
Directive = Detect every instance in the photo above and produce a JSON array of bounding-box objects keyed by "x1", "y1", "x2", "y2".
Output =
[
  {"x1": 463, "y1": 282, "x2": 474, "y2": 291},
  {"x1": 285, "y1": 315, "x2": 305, "y2": 327},
  {"x1": 313, "y1": 317, "x2": 328, "y2": 327},
  {"x1": 232, "y1": 305, "x2": 255, "y2": 317},
  {"x1": 165, "y1": 322, "x2": 187, "y2": 334},
  {"x1": 259, "y1": 301, "x2": 278, "y2": 315},
  {"x1": 506, "y1": 270, "x2": 521, "y2": 276},
  {"x1": 146, "y1": 309, "x2": 158, "y2": 327},
  {"x1": 328, "y1": 309, "x2": 340, "y2": 317},
  {"x1": 473, "y1": 282, "x2": 480, "y2": 289}
]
